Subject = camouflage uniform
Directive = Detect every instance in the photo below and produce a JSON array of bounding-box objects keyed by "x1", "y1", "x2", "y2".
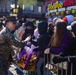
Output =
[{"x1": 0, "y1": 27, "x2": 25, "y2": 75}]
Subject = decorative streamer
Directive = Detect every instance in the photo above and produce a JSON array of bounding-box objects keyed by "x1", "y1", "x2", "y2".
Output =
[
  {"x1": 61, "y1": 11, "x2": 63, "y2": 15},
  {"x1": 56, "y1": 12, "x2": 59, "y2": 15},
  {"x1": 66, "y1": 11, "x2": 68, "y2": 14},
  {"x1": 74, "y1": 10, "x2": 76, "y2": 13},
  {"x1": 72, "y1": 10, "x2": 74, "y2": 14}
]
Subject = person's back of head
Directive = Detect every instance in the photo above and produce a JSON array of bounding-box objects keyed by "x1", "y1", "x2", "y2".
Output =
[
  {"x1": 52, "y1": 19, "x2": 68, "y2": 47},
  {"x1": 55, "y1": 19, "x2": 67, "y2": 33}
]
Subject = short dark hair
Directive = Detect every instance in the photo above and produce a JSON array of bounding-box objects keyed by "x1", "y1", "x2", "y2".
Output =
[{"x1": 5, "y1": 16, "x2": 16, "y2": 25}]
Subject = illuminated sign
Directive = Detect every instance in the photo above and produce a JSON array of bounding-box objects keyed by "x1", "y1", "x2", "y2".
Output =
[
  {"x1": 48, "y1": 1, "x2": 63, "y2": 10},
  {"x1": 46, "y1": 0, "x2": 76, "y2": 15}
]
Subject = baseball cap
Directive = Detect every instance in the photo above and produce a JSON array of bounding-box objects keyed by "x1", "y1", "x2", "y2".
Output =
[
  {"x1": 24, "y1": 21, "x2": 35, "y2": 29},
  {"x1": 5, "y1": 16, "x2": 16, "y2": 25},
  {"x1": 67, "y1": 21, "x2": 76, "y2": 31}
]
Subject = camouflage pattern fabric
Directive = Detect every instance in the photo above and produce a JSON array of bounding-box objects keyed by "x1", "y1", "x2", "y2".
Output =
[
  {"x1": 0, "y1": 27, "x2": 25, "y2": 74},
  {"x1": 0, "y1": 56, "x2": 8, "y2": 75}
]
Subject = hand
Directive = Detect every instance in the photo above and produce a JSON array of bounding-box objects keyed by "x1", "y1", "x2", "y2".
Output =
[
  {"x1": 44, "y1": 48, "x2": 50, "y2": 54},
  {"x1": 24, "y1": 36, "x2": 31, "y2": 42}
]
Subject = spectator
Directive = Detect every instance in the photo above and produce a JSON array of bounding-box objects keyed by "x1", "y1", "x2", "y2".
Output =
[
  {"x1": 22, "y1": 21, "x2": 35, "y2": 40},
  {"x1": 44, "y1": 19, "x2": 72, "y2": 54},
  {"x1": 53, "y1": 21, "x2": 76, "y2": 75},
  {"x1": 14, "y1": 19, "x2": 24, "y2": 40},
  {"x1": 32, "y1": 21, "x2": 50, "y2": 75},
  {"x1": 47, "y1": 22, "x2": 54, "y2": 36}
]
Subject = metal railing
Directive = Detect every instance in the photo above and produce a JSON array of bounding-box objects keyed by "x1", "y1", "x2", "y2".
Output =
[{"x1": 9, "y1": 53, "x2": 74, "y2": 75}]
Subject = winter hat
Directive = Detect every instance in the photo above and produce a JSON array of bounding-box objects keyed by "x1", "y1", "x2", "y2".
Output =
[
  {"x1": 63, "y1": 17, "x2": 68, "y2": 23},
  {"x1": 63, "y1": 15, "x2": 74, "y2": 25}
]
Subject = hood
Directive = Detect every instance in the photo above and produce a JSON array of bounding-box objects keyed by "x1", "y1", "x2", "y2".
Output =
[{"x1": 38, "y1": 21, "x2": 48, "y2": 35}]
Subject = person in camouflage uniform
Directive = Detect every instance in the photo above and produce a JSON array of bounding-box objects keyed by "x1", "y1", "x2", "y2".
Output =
[{"x1": 0, "y1": 17, "x2": 29, "y2": 75}]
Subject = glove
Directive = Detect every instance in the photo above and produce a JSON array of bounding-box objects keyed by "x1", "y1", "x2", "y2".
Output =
[
  {"x1": 53, "y1": 56, "x2": 68, "y2": 64},
  {"x1": 53, "y1": 56, "x2": 59, "y2": 64}
]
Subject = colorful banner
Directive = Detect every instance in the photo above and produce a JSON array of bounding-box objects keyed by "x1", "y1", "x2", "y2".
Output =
[{"x1": 46, "y1": 0, "x2": 76, "y2": 15}]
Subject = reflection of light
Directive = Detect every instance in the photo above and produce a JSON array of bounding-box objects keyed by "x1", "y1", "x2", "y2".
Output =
[
  {"x1": 17, "y1": 5, "x2": 19, "y2": 8},
  {"x1": 23, "y1": 5, "x2": 25, "y2": 10},
  {"x1": 10, "y1": 4, "x2": 15, "y2": 8},
  {"x1": 10, "y1": 4, "x2": 19, "y2": 8}
]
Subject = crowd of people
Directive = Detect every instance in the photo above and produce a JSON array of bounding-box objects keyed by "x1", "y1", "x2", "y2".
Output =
[{"x1": 0, "y1": 15, "x2": 76, "y2": 75}]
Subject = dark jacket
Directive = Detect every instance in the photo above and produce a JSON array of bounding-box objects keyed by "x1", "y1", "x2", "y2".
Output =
[
  {"x1": 31, "y1": 22, "x2": 50, "y2": 57},
  {"x1": 59, "y1": 37, "x2": 76, "y2": 75},
  {"x1": 53, "y1": 37, "x2": 76, "y2": 75},
  {"x1": 0, "y1": 27, "x2": 25, "y2": 60}
]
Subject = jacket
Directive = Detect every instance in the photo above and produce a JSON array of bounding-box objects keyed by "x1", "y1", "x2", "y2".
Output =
[
  {"x1": 0, "y1": 27, "x2": 25, "y2": 61},
  {"x1": 32, "y1": 21, "x2": 50, "y2": 57},
  {"x1": 50, "y1": 30, "x2": 72, "y2": 54},
  {"x1": 59, "y1": 37, "x2": 76, "y2": 75}
]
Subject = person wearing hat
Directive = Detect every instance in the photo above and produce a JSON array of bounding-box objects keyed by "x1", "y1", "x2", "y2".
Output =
[
  {"x1": 53, "y1": 21, "x2": 76, "y2": 75},
  {"x1": 0, "y1": 16, "x2": 31, "y2": 75},
  {"x1": 22, "y1": 21, "x2": 35, "y2": 40}
]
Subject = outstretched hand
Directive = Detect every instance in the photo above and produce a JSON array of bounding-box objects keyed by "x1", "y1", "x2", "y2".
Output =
[{"x1": 24, "y1": 36, "x2": 31, "y2": 42}]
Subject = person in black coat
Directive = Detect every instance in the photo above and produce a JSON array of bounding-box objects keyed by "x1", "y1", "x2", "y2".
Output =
[
  {"x1": 53, "y1": 21, "x2": 76, "y2": 75},
  {"x1": 31, "y1": 21, "x2": 50, "y2": 75}
]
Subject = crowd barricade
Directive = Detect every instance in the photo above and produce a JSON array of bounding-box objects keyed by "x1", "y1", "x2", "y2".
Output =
[
  {"x1": 12, "y1": 52, "x2": 74, "y2": 75},
  {"x1": 44, "y1": 53, "x2": 74, "y2": 75}
]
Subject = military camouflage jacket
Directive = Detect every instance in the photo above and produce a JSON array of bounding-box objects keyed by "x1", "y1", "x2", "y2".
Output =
[{"x1": 0, "y1": 27, "x2": 25, "y2": 60}]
